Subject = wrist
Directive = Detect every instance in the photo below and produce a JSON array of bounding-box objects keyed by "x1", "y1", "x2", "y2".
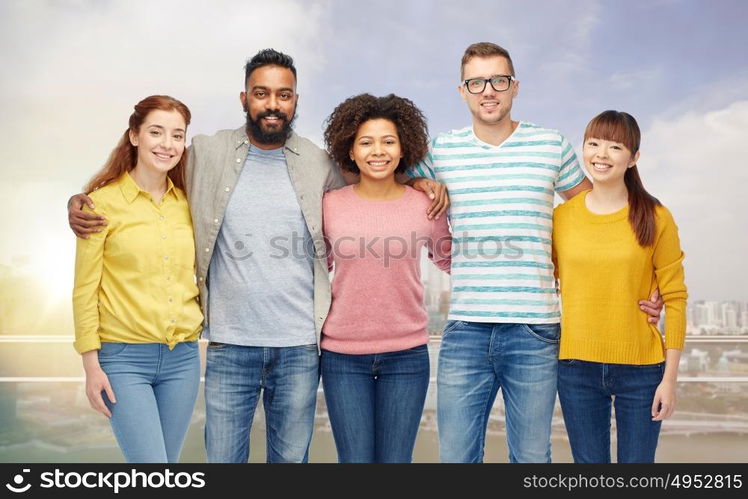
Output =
[{"x1": 81, "y1": 350, "x2": 101, "y2": 371}]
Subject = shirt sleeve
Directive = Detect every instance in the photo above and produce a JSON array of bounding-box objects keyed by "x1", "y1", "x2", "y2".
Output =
[
  {"x1": 428, "y1": 214, "x2": 452, "y2": 273},
  {"x1": 406, "y1": 139, "x2": 437, "y2": 181},
  {"x1": 555, "y1": 134, "x2": 586, "y2": 193},
  {"x1": 653, "y1": 207, "x2": 688, "y2": 350},
  {"x1": 324, "y1": 157, "x2": 347, "y2": 192},
  {"x1": 185, "y1": 143, "x2": 195, "y2": 199},
  {"x1": 322, "y1": 193, "x2": 335, "y2": 272},
  {"x1": 72, "y1": 203, "x2": 108, "y2": 354}
]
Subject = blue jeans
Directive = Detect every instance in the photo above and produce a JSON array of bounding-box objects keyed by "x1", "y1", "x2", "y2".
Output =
[
  {"x1": 99, "y1": 341, "x2": 200, "y2": 463},
  {"x1": 320, "y1": 345, "x2": 430, "y2": 463},
  {"x1": 204, "y1": 343, "x2": 319, "y2": 463},
  {"x1": 558, "y1": 359, "x2": 664, "y2": 463},
  {"x1": 437, "y1": 321, "x2": 559, "y2": 463}
]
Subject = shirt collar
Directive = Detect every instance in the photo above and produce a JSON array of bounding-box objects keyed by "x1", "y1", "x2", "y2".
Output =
[
  {"x1": 120, "y1": 171, "x2": 180, "y2": 204},
  {"x1": 231, "y1": 126, "x2": 300, "y2": 156}
]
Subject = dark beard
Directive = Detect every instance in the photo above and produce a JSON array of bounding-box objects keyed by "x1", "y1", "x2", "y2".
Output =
[{"x1": 245, "y1": 109, "x2": 295, "y2": 145}]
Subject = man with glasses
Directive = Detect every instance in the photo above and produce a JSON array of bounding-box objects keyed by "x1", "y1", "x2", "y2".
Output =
[{"x1": 408, "y1": 42, "x2": 660, "y2": 462}]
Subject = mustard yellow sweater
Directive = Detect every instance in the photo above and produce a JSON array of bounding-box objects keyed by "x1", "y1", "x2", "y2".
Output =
[{"x1": 552, "y1": 191, "x2": 687, "y2": 364}]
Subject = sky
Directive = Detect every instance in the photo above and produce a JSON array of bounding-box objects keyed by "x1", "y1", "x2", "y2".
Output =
[{"x1": 0, "y1": 0, "x2": 747, "y2": 335}]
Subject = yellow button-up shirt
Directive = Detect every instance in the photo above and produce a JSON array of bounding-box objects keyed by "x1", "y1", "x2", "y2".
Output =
[{"x1": 73, "y1": 172, "x2": 203, "y2": 354}]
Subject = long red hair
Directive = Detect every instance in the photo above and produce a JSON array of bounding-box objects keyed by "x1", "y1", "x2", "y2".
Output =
[
  {"x1": 584, "y1": 110, "x2": 660, "y2": 247},
  {"x1": 84, "y1": 95, "x2": 191, "y2": 194}
]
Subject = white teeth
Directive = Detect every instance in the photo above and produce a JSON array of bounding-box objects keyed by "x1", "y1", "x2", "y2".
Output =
[
  {"x1": 592, "y1": 163, "x2": 612, "y2": 171},
  {"x1": 369, "y1": 161, "x2": 388, "y2": 166},
  {"x1": 154, "y1": 153, "x2": 171, "y2": 160}
]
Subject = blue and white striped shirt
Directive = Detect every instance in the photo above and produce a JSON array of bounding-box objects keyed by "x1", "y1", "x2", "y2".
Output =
[{"x1": 409, "y1": 122, "x2": 586, "y2": 323}]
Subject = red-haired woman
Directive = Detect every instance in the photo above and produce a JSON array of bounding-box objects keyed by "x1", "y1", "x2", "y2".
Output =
[
  {"x1": 552, "y1": 110, "x2": 687, "y2": 463},
  {"x1": 72, "y1": 95, "x2": 203, "y2": 463}
]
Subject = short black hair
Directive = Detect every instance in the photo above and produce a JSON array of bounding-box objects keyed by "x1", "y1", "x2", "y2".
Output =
[
  {"x1": 324, "y1": 94, "x2": 429, "y2": 175},
  {"x1": 244, "y1": 48, "x2": 297, "y2": 85}
]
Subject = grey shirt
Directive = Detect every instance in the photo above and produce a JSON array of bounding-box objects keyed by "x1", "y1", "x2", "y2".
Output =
[
  {"x1": 186, "y1": 127, "x2": 345, "y2": 346},
  {"x1": 205, "y1": 146, "x2": 315, "y2": 346}
]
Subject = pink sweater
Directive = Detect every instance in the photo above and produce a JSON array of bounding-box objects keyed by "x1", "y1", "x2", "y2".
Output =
[{"x1": 321, "y1": 185, "x2": 452, "y2": 354}]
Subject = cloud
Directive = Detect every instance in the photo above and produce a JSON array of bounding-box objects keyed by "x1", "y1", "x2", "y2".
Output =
[
  {"x1": 641, "y1": 99, "x2": 748, "y2": 300},
  {"x1": 0, "y1": 0, "x2": 331, "y2": 269},
  {"x1": 608, "y1": 68, "x2": 662, "y2": 91},
  {"x1": 0, "y1": 0, "x2": 332, "y2": 184}
]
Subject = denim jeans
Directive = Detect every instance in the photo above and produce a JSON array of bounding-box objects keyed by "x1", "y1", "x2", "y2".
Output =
[
  {"x1": 99, "y1": 341, "x2": 200, "y2": 463},
  {"x1": 558, "y1": 359, "x2": 664, "y2": 463},
  {"x1": 437, "y1": 321, "x2": 559, "y2": 463},
  {"x1": 204, "y1": 343, "x2": 319, "y2": 463},
  {"x1": 320, "y1": 345, "x2": 430, "y2": 463}
]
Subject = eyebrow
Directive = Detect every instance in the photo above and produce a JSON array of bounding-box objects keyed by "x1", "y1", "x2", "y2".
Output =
[
  {"x1": 251, "y1": 85, "x2": 295, "y2": 92},
  {"x1": 357, "y1": 134, "x2": 398, "y2": 140},
  {"x1": 147, "y1": 124, "x2": 186, "y2": 133}
]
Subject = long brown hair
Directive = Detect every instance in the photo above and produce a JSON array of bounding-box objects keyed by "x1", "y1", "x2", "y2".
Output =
[
  {"x1": 584, "y1": 110, "x2": 660, "y2": 247},
  {"x1": 84, "y1": 95, "x2": 191, "y2": 194}
]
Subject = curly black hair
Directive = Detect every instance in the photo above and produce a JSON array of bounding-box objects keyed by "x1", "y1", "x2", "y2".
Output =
[{"x1": 323, "y1": 94, "x2": 429, "y2": 174}]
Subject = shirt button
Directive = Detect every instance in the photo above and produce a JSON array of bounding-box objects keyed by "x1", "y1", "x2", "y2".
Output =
[
  {"x1": 170, "y1": 319, "x2": 176, "y2": 324},
  {"x1": 166, "y1": 276, "x2": 171, "y2": 281},
  {"x1": 235, "y1": 158, "x2": 241, "y2": 163},
  {"x1": 161, "y1": 234, "x2": 167, "y2": 239},
  {"x1": 159, "y1": 216, "x2": 165, "y2": 221},
  {"x1": 205, "y1": 247, "x2": 210, "y2": 252},
  {"x1": 213, "y1": 218, "x2": 219, "y2": 224},
  {"x1": 164, "y1": 255, "x2": 169, "y2": 260},
  {"x1": 224, "y1": 187, "x2": 230, "y2": 192},
  {"x1": 199, "y1": 276, "x2": 204, "y2": 281},
  {"x1": 168, "y1": 297, "x2": 174, "y2": 303}
]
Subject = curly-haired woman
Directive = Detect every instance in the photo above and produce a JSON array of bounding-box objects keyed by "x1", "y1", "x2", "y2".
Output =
[{"x1": 321, "y1": 94, "x2": 452, "y2": 462}]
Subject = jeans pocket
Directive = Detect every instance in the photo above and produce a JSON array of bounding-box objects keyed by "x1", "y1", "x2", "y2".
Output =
[
  {"x1": 98, "y1": 342, "x2": 128, "y2": 357},
  {"x1": 207, "y1": 341, "x2": 226, "y2": 350},
  {"x1": 442, "y1": 320, "x2": 465, "y2": 339},
  {"x1": 521, "y1": 323, "x2": 561, "y2": 344},
  {"x1": 559, "y1": 358, "x2": 577, "y2": 365}
]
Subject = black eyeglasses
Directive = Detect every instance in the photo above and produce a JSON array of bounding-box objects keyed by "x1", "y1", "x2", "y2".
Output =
[{"x1": 463, "y1": 75, "x2": 515, "y2": 94}]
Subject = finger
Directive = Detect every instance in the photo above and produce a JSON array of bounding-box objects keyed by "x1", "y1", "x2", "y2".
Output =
[
  {"x1": 433, "y1": 191, "x2": 449, "y2": 219},
  {"x1": 72, "y1": 224, "x2": 102, "y2": 237},
  {"x1": 73, "y1": 211, "x2": 107, "y2": 224},
  {"x1": 649, "y1": 289, "x2": 660, "y2": 302},
  {"x1": 648, "y1": 317, "x2": 659, "y2": 324},
  {"x1": 95, "y1": 391, "x2": 112, "y2": 418},
  {"x1": 651, "y1": 396, "x2": 660, "y2": 418},
  {"x1": 104, "y1": 382, "x2": 117, "y2": 404},
  {"x1": 72, "y1": 217, "x2": 106, "y2": 229},
  {"x1": 87, "y1": 391, "x2": 110, "y2": 418},
  {"x1": 653, "y1": 403, "x2": 669, "y2": 421},
  {"x1": 428, "y1": 196, "x2": 446, "y2": 220},
  {"x1": 426, "y1": 185, "x2": 436, "y2": 200},
  {"x1": 640, "y1": 304, "x2": 659, "y2": 316}
]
